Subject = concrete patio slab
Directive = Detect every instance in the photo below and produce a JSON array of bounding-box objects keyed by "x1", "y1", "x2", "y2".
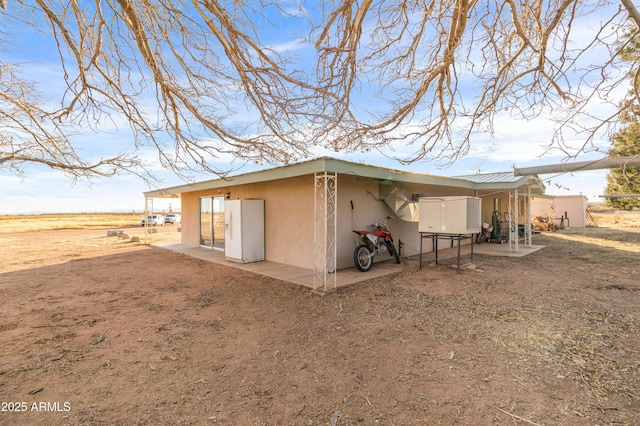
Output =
[
  {"x1": 151, "y1": 240, "x2": 544, "y2": 291},
  {"x1": 151, "y1": 242, "x2": 408, "y2": 290},
  {"x1": 471, "y1": 242, "x2": 545, "y2": 257}
]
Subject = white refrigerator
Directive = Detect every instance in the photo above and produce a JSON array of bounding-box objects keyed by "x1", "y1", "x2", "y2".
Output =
[{"x1": 224, "y1": 199, "x2": 265, "y2": 263}]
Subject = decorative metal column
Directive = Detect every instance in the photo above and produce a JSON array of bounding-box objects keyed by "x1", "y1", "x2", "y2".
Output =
[
  {"x1": 507, "y1": 190, "x2": 519, "y2": 252},
  {"x1": 525, "y1": 186, "x2": 532, "y2": 246},
  {"x1": 314, "y1": 172, "x2": 337, "y2": 293},
  {"x1": 514, "y1": 187, "x2": 519, "y2": 252}
]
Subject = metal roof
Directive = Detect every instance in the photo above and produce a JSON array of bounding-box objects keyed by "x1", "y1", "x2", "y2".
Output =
[
  {"x1": 453, "y1": 171, "x2": 522, "y2": 184},
  {"x1": 144, "y1": 157, "x2": 545, "y2": 198}
]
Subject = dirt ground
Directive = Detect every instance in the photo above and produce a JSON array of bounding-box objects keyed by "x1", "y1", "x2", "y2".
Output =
[{"x1": 0, "y1": 212, "x2": 639, "y2": 425}]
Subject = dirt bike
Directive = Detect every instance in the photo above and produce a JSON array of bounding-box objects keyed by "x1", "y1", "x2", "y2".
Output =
[
  {"x1": 352, "y1": 215, "x2": 401, "y2": 272},
  {"x1": 476, "y1": 222, "x2": 493, "y2": 243}
]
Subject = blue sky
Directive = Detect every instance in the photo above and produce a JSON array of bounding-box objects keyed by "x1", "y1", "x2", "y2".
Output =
[
  {"x1": 0, "y1": 137, "x2": 610, "y2": 215},
  {"x1": 0, "y1": 2, "x2": 624, "y2": 214}
]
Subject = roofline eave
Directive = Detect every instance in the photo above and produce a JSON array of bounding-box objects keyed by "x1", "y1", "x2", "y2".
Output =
[
  {"x1": 143, "y1": 157, "x2": 546, "y2": 198},
  {"x1": 144, "y1": 157, "x2": 478, "y2": 198}
]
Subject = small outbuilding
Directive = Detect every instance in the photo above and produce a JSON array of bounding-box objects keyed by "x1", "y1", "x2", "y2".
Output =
[
  {"x1": 531, "y1": 194, "x2": 589, "y2": 228},
  {"x1": 144, "y1": 157, "x2": 546, "y2": 292}
]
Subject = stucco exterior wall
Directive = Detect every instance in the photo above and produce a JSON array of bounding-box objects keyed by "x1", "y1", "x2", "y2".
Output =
[
  {"x1": 181, "y1": 175, "x2": 316, "y2": 269},
  {"x1": 180, "y1": 191, "x2": 201, "y2": 246},
  {"x1": 531, "y1": 198, "x2": 553, "y2": 218},
  {"x1": 552, "y1": 195, "x2": 588, "y2": 227},
  {"x1": 478, "y1": 194, "x2": 501, "y2": 225},
  {"x1": 335, "y1": 177, "x2": 480, "y2": 267},
  {"x1": 335, "y1": 175, "x2": 395, "y2": 269}
]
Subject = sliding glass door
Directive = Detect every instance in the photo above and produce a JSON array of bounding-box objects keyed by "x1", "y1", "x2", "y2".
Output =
[
  {"x1": 200, "y1": 196, "x2": 225, "y2": 249},
  {"x1": 212, "y1": 196, "x2": 225, "y2": 249}
]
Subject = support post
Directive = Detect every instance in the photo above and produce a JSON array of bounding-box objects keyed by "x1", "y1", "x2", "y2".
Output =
[
  {"x1": 514, "y1": 187, "x2": 519, "y2": 253},
  {"x1": 526, "y1": 186, "x2": 532, "y2": 246},
  {"x1": 507, "y1": 191, "x2": 514, "y2": 252},
  {"x1": 314, "y1": 172, "x2": 337, "y2": 293}
]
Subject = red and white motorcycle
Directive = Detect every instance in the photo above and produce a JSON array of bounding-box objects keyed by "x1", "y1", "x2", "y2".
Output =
[{"x1": 352, "y1": 215, "x2": 401, "y2": 272}]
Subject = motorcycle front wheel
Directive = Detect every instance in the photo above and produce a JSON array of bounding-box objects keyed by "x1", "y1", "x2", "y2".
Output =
[
  {"x1": 386, "y1": 240, "x2": 401, "y2": 264},
  {"x1": 354, "y1": 244, "x2": 373, "y2": 272}
]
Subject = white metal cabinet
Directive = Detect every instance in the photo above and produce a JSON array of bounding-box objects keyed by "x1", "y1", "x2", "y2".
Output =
[{"x1": 224, "y1": 199, "x2": 265, "y2": 263}]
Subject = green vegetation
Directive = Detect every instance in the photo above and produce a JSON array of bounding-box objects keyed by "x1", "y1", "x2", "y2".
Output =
[{"x1": 604, "y1": 29, "x2": 640, "y2": 210}]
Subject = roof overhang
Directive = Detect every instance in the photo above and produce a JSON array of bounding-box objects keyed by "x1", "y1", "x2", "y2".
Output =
[
  {"x1": 144, "y1": 157, "x2": 545, "y2": 198},
  {"x1": 472, "y1": 176, "x2": 546, "y2": 195}
]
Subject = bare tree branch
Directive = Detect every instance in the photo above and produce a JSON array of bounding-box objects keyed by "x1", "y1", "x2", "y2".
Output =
[{"x1": 0, "y1": 0, "x2": 637, "y2": 180}]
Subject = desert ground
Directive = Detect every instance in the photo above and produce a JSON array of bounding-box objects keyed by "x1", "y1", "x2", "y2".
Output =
[{"x1": 0, "y1": 210, "x2": 639, "y2": 425}]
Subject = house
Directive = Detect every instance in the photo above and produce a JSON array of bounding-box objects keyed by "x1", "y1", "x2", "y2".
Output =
[{"x1": 144, "y1": 157, "x2": 546, "y2": 292}]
